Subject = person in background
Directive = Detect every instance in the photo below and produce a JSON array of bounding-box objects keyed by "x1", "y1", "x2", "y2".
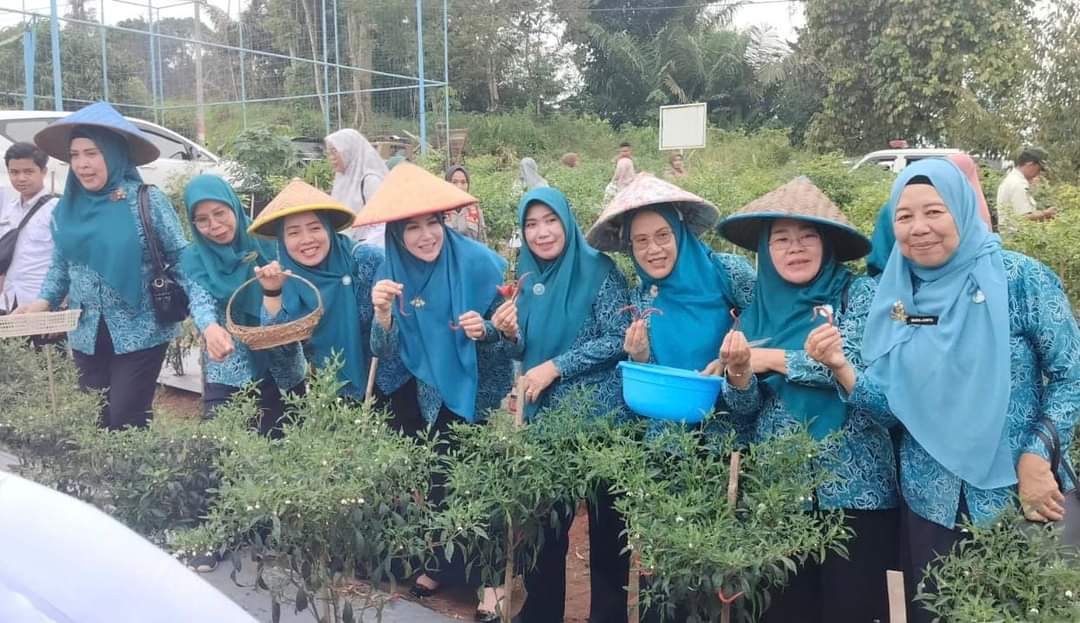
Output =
[
  {"x1": 515, "y1": 157, "x2": 549, "y2": 196},
  {"x1": 806, "y1": 159, "x2": 1080, "y2": 623},
  {"x1": 325, "y1": 128, "x2": 388, "y2": 248},
  {"x1": 443, "y1": 165, "x2": 487, "y2": 242},
  {"x1": 603, "y1": 157, "x2": 636, "y2": 206},
  {"x1": 1, "y1": 143, "x2": 57, "y2": 316},
  {"x1": 996, "y1": 147, "x2": 1055, "y2": 226},
  {"x1": 716, "y1": 178, "x2": 899, "y2": 623},
  {"x1": 492, "y1": 187, "x2": 631, "y2": 623},
  {"x1": 18, "y1": 102, "x2": 188, "y2": 431},
  {"x1": 663, "y1": 152, "x2": 688, "y2": 179},
  {"x1": 560, "y1": 152, "x2": 580, "y2": 168},
  {"x1": 616, "y1": 141, "x2": 633, "y2": 164}
]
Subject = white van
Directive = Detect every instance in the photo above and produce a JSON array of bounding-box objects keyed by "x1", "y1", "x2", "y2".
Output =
[{"x1": 0, "y1": 110, "x2": 231, "y2": 193}]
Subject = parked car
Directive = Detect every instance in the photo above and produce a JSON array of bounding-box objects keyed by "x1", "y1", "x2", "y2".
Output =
[
  {"x1": 850, "y1": 148, "x2": 962, "y2": 172},
  {"x1": 290, "y1": 136, "x2": 325, "y2": 163},
  {"x1": 0, "y1": 110, "x2": 232, "y2": 193}
]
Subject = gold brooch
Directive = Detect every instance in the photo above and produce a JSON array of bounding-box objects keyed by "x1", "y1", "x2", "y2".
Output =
[
  {"x1": 649, "y1": 284, "x2": 659, "y2": 298},
  {"x1": 109, "y1": 188, "x2": 128, "y2": 201},
  {"x1": 890, "y1": 300, "x2": 907, "y2": 323},
  {"x1": 410, "y1": 296, "x2": 426, "y2": 309}
]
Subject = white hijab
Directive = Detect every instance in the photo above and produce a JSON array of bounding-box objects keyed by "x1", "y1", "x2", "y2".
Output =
[{"x1": 326, "y1": 129, "x2": 388, "y2": 248}]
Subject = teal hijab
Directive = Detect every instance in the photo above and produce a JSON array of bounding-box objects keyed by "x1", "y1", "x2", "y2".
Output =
[
  {"x1": 862, "y1": 159, "x2": 1013, "y2": 490},
  {"x1": 51, "y1": 126, "x2": 144, "y2": 308},
  {"x1": 278, "y1": 213, "x2": 369, "y2": 396},
  {"x1": 629, "y1": 206, "x2": 737, "y2": 371},
  {"x1": 516, "y1": 187, "x2": 615, "y2": 419},
  {"x1": 180, "y1": 175, "x2": 276, "y2": 326},
  {"x1": 379, "y1": 219, "x2": 506, "y2": 422},
  {"x1": 866, "y1": 204, "x2": 894, "y2": 277},
  {"x1": 740, "y1": 221, "x2": 853, "y2": 440}
]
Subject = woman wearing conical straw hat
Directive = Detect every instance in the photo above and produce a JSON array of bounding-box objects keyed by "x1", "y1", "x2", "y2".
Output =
[
  {"x1": 715, "y1": 177, "x2": 899, "y2": 623},
  {"x1": 806, "y1": 159, "x2": 1080, "y2": 623},
  {"x1": 357, "y1": 162, "x2": 514, "y2": 621},
  {"x1": 248, "y1": 179, "x2": 407, "y2": 411},
  {"x1": 19, "y1": 101, "x2": 188, "y2": 431}
]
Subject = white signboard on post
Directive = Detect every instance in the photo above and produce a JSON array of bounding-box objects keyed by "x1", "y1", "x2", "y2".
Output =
[{"x1": 658, "y1": 103, "x2": 707, "y2": 151}]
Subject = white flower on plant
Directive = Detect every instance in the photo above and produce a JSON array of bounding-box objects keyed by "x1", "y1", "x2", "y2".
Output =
[
  {"x1": 246, "y1": 505, "x2": 254, "y2": 511},
  {"x1": 675, "y1": 516, "x2": 684, "y2": 523},
  {"x1": 1066, "y1": 590, "x2": 1074, "y2": 599}
]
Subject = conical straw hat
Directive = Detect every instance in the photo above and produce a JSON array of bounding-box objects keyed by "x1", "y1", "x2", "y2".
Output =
[
  {"x1": 718, "y1": 176, "x2": 870, "y2": 262},
  {"x1": 354, "y1": 162, "x2": 477, "y2": 226},
  {"x1": 248, "y1": 178, "x2": 355, "y2": 238},
  {"x1": 586, "y1": 173, "x2": 719, "y2": 252},
  {"x1": 34, "y1": 101, "x2": 160, "y2": 166}
]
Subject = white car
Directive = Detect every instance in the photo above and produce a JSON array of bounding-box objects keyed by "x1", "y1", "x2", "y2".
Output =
[
  {"x1": 850, "y1": 148, "x2": 962, "y2": 172},
  {"x1": 0, "y1": 110, "x2": 232, "y2": 194}
]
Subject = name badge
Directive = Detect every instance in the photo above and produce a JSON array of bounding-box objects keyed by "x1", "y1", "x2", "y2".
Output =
[{"x1": 906, "y1": 315, "x2": 939, "y2": 326}]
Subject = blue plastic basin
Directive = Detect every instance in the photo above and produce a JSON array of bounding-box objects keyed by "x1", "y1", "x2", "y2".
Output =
[{"x1": 618, "y1": 361, "x2": 724, "y2": 423}]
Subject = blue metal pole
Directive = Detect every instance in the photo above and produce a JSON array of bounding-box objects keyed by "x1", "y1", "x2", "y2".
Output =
[
  {"x1": 147, "y1": 2, "x2": 158, "y2": 121},
  {"x1": 320, "y1": 0, "x2": 331, "y2": 136},
  {"x1": 23, "y1": 20, "x2": 36, "y2": 110},
  {"x1": 155, "y1": 11, "x2": 165, "y2": 120},
  {"x1": 415, "y1": 0, "x2": 426, "y2": 156},
  {"x1": 100, "y1": 0, "x2": 108, "y2": 101},
  {"x1": 332, "y1": 0, "x2": 341, "y2": 128},
  {"x1": 442, "y1": 0, "x2": 450, "y2": 160},
  {"x1": 49, "y1": 0, "x2": 61, "y2": 110},
  {"x1": 238, "y1": 21, "x2": 247, "y2": 129}
]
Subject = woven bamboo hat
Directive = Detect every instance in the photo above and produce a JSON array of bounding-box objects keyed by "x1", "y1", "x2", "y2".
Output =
[
  {"x1": 354, "y1": 162, "x2": 477, "y2": 227},
  {"x1": 248, "y1": 178, "x2": 355, "y2": 238},
  {"x1": 719, "y1": 176, "x2": 870, "y2": 262},
  {"x1": 586, "y1": 173, "x2": 719, "y2": 252},
  {"x1": 34, "y1": 101, "x2": 160, "y2": 166}
]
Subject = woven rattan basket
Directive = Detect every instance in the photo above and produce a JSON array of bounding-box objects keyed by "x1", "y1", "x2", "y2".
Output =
[
  {"x1": 0, "y1": 309, "x2": 81, "y2": 339},
  {"x1": 226, "y1": 274, "x2": 323, "y2": 351}
]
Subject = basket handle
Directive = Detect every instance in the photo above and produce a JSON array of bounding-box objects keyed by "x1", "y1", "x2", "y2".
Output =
[{"x1": 225, "y1": 272, "x2": 324, "y2": 330}]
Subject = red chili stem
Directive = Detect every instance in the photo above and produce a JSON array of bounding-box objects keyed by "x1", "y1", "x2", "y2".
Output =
[
  {"x1": 717, "y1": 588, "x2": 744, "y2": 605},
  {"x1": 730, "y1": 308, "x2": 741, "y2": 332},
  {"x1": 639, "y1": 307, "x2": 663, "y2": 321}
]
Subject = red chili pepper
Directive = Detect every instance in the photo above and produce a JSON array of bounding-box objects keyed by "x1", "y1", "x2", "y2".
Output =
[
  {"x1": 396, "y1": 293, "x2": 411, "y2": 317},
  {"x1": 730, "y1": 308, "x2": 741, "y2": 332},
  {"x1": 812, "y1": 304, "x2": 834, "y2": 326},
  {"x1": 620, "y1": 304, "x2": 663, "y2": 322},
  {"x1": 496, "y1": 272, "x2": 533, "y2": 300},
  {"x1": 448, "y1": 320, "x2": 462, "y2": 331},
  {"x1": 717, "y1": 588, "x2": 744, "y2": 605}
]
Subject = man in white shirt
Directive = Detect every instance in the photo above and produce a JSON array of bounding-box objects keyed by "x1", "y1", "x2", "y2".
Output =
[
  {"x1": 0, "y1": 143, "x2": 58, "y2": 313},
  {"x1": 996, "y1": 147, "x2": 1055, "y2": 225}
]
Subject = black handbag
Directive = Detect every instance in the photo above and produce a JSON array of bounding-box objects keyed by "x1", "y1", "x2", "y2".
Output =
[
  {"x1": 0, "y1": 193, "x2": 56, "y2": 275},
  {"x1": 136, "y1": 184, "x2": 189, "y2": 324},
  {"x1": 1030, "y1": 417, "x2": 1080, "y2": 547}
]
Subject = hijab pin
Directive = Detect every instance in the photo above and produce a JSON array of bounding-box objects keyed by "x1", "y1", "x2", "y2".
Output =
[
  {"x1": 109, "y1": 187, "x2": 128, "y2": 201},
  {"x1": 341, "y1": 275, "x2": 352, "y2": 286},
  {"x1": 973, "y1": 290, "x2": 986, "y2": 304},
  {"x1": 532, "y1": 283, "x2": 546, "y2": 296},
  {"x1": 890, "y1": 300, "x2": 908, "y2": 323},
  {"x1": 410, "y1": 296, "x2": 426, "y2": 309},
  {"x1": 241, "y1": 251, "x2": 259, "y2": 264},
  {"x1": 649, "y1": 284, "x2": 659, "y2": 298}
]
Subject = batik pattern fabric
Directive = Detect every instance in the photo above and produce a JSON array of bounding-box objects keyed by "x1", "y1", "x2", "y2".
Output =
[
  {"x1": 185, "y1": 280, "x2": 306, "y2": 390},
  {"x1": 846, "y1": 252, "x2": 1080, "y2": 528},
  {"x1": 723, "y1": 276, "x2": 900, "y2": 511},
  {"x1": 39, "y1": 183, "x2": 184, "y2": 355}
]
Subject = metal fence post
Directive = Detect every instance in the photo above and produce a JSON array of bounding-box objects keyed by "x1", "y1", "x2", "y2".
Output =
[
  {"x1": 416, "y1": 0, "x2": 426, "y2": 156},
  {"x1": 49, "y1": 0, "x2": 61, "y2": 110}
]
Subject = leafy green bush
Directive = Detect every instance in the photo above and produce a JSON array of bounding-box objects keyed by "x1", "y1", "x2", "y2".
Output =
[
  {"x1": 225, "y1": 127, "x2": 303, "y2": 206},
  {"x1": 916, "y1": 516, "x2": 1080, "y2": 622}
]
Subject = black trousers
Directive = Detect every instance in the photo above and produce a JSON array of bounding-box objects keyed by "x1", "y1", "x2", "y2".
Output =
[
  {"x1": 424, "y1": 405, "x2": 478, "y2": 588},
  {"x1": 900, "y1": 501, "x2": 966, "y2": 623},
  {"x1": 520, "y1": 485, "x2": 630, "y2": 623},
  {"x1": 374, "y1": 378, "x2": 427, "y2": 439},
  {"x1": 762, "y1": 508, "x2": 900, "y2": 623},
  {"x1": 203, "y1": 377, "x2": 307, "y2": 439},
  {"x1": 72, "y1": 319, "x2": 168, "y2": 430}
]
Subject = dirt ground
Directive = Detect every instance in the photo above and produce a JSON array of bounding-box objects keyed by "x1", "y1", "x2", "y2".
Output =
[{"x1": 154, "y1": 385, "x2": 595, "y2": 622}]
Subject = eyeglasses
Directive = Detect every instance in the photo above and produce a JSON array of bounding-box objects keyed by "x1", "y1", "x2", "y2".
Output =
[
  {"x1": 768, "y1": 231, "x2": 821, "y2": 252},
  {"x1": 193, "y1": 209, "x2": 233, "y2": 231},
  {"x1": 630, "y1": 229, "x2": 675, "y2": 251}
]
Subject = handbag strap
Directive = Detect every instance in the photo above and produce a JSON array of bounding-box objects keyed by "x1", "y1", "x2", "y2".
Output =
[
  {"x1": 14, "y1": 193, "x2": 56, "y2": 233},
  {"x1": 136, "y1": 184, "x2": 169, "y2": 279},
  {"x1": 1033, "y1": 416, "x2": 1080, "y2": 499}
]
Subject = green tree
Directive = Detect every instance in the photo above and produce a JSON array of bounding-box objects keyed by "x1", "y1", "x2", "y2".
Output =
[
  {"x1": 1033, "y1": 0, "x2": 1080, "y2": 181},
  {"x1": 802, "y1": 0, "x2": 1034, "y2": 154}
]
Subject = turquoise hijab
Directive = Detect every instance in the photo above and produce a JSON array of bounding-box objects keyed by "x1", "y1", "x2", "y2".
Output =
[
  {"x1": 628, "y1": 206, "x2": 737, "y2": 371},
  {"x1": 516, "y1": 187, "x2": 615, "y2": 418},
  {"x1": 52, "y1": 126, "x2": 144, "y2": 308},
  {"x1": 740, "y1": 221, "x2": 853, "y2": 440},
  {"x1": 278, "y1": 213, "x2": 369, "y2": 396},
  {"x1": 862, "y1": 159, "x2": 1013, "y2": 490},
  {"x1": 379, "y1": 219, "x2": 505, "y2": 422},
  {"x1": 866, "y1": 204, "x2": 894, "y2": 278},
  {"x1": 180, "y1": 175, "x2": 276, "y2": 326}
]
